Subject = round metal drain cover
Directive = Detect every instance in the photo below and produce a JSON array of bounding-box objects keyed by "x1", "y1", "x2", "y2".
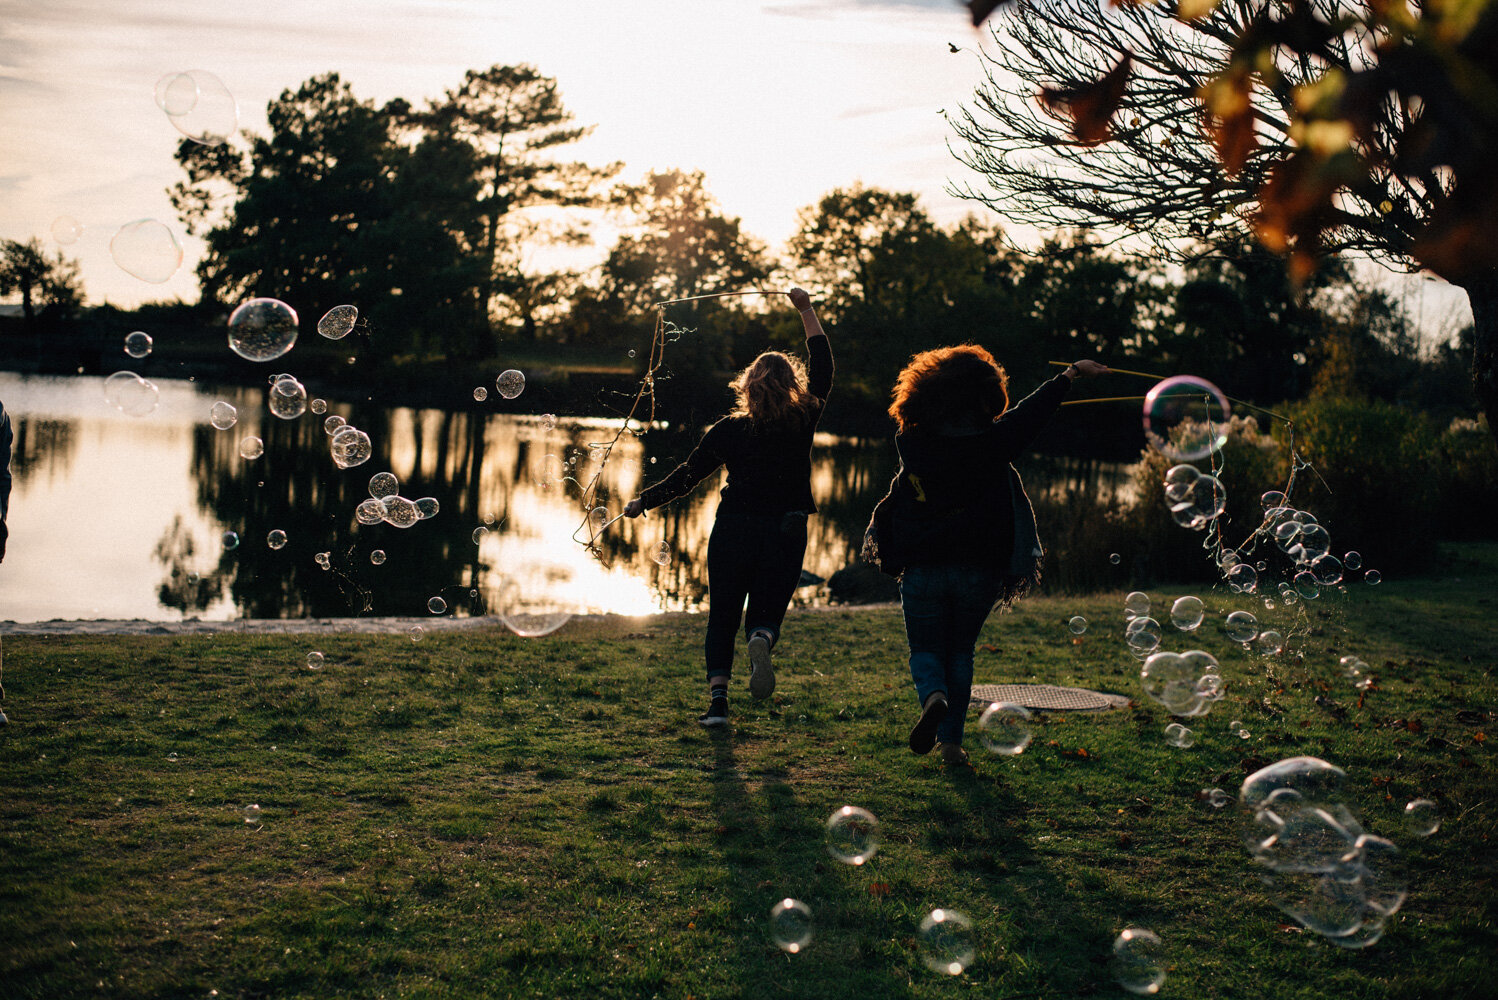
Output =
[{"x1": 970, "y1": 683, "x2": 1129, "y2": 712}]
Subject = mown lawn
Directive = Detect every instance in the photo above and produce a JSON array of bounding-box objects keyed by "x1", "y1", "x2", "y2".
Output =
[{"x1": 2, "y1": 548, "x2": 1495, "y2": 999}]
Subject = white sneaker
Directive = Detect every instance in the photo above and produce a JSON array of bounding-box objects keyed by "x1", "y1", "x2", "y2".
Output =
[{"x1": 747, "y1": 631, "x2": 775, "y2": 700}]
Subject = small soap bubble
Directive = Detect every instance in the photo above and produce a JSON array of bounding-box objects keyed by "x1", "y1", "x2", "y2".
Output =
[
  {"x1": 472, "y1": 526, "x2": 489, "y2": 544},
  {"x1": 221, "y1": 530, "x2": 239, "y2": 550},
  {"x1": 323, "y1": 415, "x2": 346, "y2": 436},
  {"x1": 541, "y1": 413, "x2": 557, "y2": 431},
  {"x1": 1205, "y1": 788, "x2": 1232, "y2": 808},
  {"x1": 210, "y1": 400, "x2": 237, "y2": 429},
  {"x1": 331, "y1": 426, "x2": 372, "y2": 468},
  {"x1": 1111, "y1": 927, "x2": 1166, "y2": 995},
  {"x1": 124, "y1": 331, "x2": 153, "y2": 358},
  {"x1": 370, "y1": 549, "x2": 386, "y2": 565},
  {"x1": 268, "y1": 375, "x2": 307, "y2": 419},
  {"x1": 243, "y1": 804, "x2": 262, "y2": 827},
  {"x1": 1225, "y1": 562, "x2": 1258, "y2": 593},
  {"x1": 978, "y1": 702, "x2": 1033, "y2": 755},
  {"x1": 1125, "y1": 616, "x2": 1162, "y2": 655},
  {"x1": 1067, "y1": 615, "x2": 1087, "y2": 635},
  {"x1": 238, "y1": 435, "x2": 264, "y2": 460},
  {"x1": 51, "y1": 215, "x2": 83, "y2": 245},
  {"x1": 310, "y1": 398, "x2": 327, "y2": 415},
  {"x1": 1169, "y1": 595, "x2": 1205, "y2": 631},
  {"x1": 1223, "y1": 610, "x2": 1259, "y2": 643},
  {"x1": 1404, "y1": 798, "x2": 1440, "y2": 837},
  {"x1": 381, "y1": 496, "x2": 420, "y2": 528},
  {"x1": 1343, "y1": 550, "x2": 1363, "y2": 571},
  {"x1": 495, "y1": 369, "x2": 526, "y2": 399},
  {"x1": 408, "y1": 625, "x2": 425, "y2": 642},
  {"x1": 918, "y1": 909, "x2": 975, "y2": 976},
  {"x1": 316, "y1": 304, "x2": 358, "y2": 340},
  {"x1": 1257, "y1": 629, "x2": 1285, "y2": 655},
  {"x1": 825, "y1": 805, "x2": 880, "y2": 865},
  {"x1": 652, "y1": 540, "x2": 672, "y2": 566},
  {"x1": 154, "y1": 71, "x2": 198, "y2": 115},
  {"x1": 1124, "y1": 591, "x2": 1150, "y2": 620},
  {"x1": 590, "y1": 506, "x2": 609, "y2": 529},
  {"x1": 415, "y1": 497, "x2": 440, "y2": 520},
  {"x1": 1109, "y1": 552, "x2": 1121, "y2": 565},
  {"x1": 354, "y1": 498, "x2": 385, "y2": 525},
  {"x1": 228, "y1": 298, "x2": 299, "y2": 362},
  {"x1": 306, "y1": 651, "x2": 324, "y2": 670},
  {"x1": 769, "y1": 898, "x2": 813, "y2": 954},
  {"x1": 1164, "y1": 722, "x2": 1195, "y2": 748},
  {"x1": 103, "y1": 371, "x2": 160, "y2": 417},
  {"x1": 473, "y1": 386, "x2": 488, "y2": 402},
  {"x1": 110, "y1": 219, "x2": 183, "y2": 283},
  {"x1": 428, "y1": 596, "x2": 448, "y2": 615},
  {"x1": 267, "y1": 529, "x2": 287, "y2": 549},
  {"x1": 1364, "y1": 569, "x2": 1382, "y2": 585},
  {"x1": 167, "y1": 752, "x2": 179, "y2": 762}
]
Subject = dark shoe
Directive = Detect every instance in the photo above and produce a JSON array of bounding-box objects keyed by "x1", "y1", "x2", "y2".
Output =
[
  {"x1": 697, "y1": 699, "x2": 729, "y2": 727},
  {"x1": 937, "y1": 742, "x2": 970, "y2": 766},
  {"x1": 909, "y1": 692, "x2": 948, "y2": 754},
  {"x1": 748, "y1": 631, "x2": 775, "y2": 700}
]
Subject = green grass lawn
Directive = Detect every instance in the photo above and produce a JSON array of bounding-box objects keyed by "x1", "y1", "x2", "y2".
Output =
[{"x1": 2, "y1": 548, "x2": 1496, "y2": 999}]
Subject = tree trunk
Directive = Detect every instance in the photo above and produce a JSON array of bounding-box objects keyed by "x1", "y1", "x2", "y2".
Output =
[{"x1": 1463, "y1": 269, "x2": 1498, "y2": 447}]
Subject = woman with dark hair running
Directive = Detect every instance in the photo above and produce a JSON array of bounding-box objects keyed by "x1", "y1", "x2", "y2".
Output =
[
  {"x1": 867, "y1": 347, "x2": 1107, "y2": 764},
  {"x1": 623, "y1": 289, "x2": 832, "y2": 727}
]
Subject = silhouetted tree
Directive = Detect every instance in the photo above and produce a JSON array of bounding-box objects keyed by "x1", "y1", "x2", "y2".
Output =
[{"x1": 0, "y1": 238, "x2": 83, "y2": 325}]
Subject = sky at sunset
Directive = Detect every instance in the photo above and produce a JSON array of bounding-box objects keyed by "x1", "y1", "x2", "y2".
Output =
[{"x1": 0, "y1": 0, "x2": 1003, "y2": 309}]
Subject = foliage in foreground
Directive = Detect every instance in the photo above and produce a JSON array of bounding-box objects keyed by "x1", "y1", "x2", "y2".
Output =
[{"x1": 1, "y1": 549, "x2": 1496, "y2": 999}]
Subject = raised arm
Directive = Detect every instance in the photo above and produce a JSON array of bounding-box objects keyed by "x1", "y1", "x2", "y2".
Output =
[
  {"x1": 788, "y1": 287, "x2": 833, "y2": 401},
  {"x1": 992, "y1": 360, "x2": 1109, "y2": 456}
]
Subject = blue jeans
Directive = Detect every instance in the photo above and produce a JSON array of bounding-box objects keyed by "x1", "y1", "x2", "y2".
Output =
[{"x1": 900, "y1": 563, "x2": 1004, "y2": 747}]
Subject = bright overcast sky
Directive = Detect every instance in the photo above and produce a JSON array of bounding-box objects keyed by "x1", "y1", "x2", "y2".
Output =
[{"x1": 0, "y1": 0, "x2": 1007, "y2": 309}]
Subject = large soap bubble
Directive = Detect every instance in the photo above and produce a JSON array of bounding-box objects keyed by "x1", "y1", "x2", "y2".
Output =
[
  {"x1": 1144, "y1": 375, "x2": 1230, "y2": 462},
  {"x1": 1111, "y1": 928, "x2": 1166, "y2": 995},
  {"x1": 229, "y1": 298, "x2": 299, "y2": 362},
  {"x1": 110, "y1": 220, "x2": 183, "y2": 283},
  {"x1": 825, "y1": 805, "x2": 880, "y2": 865},
  {"x1": 1169, "y1": 595, "x2": 1204, "y2": 630},
  {"x1": 495, "y1": 577, "x2": 572, "y2": 637},
  {"x1": 918, "y1": 909, "x2": 975, "y2": 975},
  {"x1": 103, "y1": 371, "x2": 159, "y2": 417},
  {"x1": 159, "y1": 69, "x2": 238, "y2": 145}
]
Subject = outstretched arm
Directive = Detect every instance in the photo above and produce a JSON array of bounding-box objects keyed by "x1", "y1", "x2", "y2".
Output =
[{"x1": 788, "y1": 287, "x2": 833, "y2": 401}]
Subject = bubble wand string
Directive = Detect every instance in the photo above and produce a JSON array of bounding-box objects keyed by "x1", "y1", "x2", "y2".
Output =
[{"x1": 1047, "y1": 361, "x2": 1293, "y2": 423}]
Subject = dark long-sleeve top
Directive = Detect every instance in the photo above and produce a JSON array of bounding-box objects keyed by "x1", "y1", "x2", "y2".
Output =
[
  {"x1": 637, "y1": 334, "x2": 833, "y2": 516},
  {"x1": 891, "y1": 372, "x2": 1073, "y2": 567},
  {"x1": 0, "y1": 400, "x2": 11, "y2": 522}
]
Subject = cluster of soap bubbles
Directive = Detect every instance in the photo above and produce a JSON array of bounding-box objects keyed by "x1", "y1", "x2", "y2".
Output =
[
  {"x1": 154, "y1": 69, "x2": 239, "y2": 146},
  {"x1": 1239, "y1": 757, "x2": 1408, "y2": 948},
  {"x1": 1339, "y1": 655, "x2": 1375, "y2": 691},
  {"x1": 1162, "y1": 462, "x2": 1227, "y2": 531},
  {"x1": 1141, "y1": 649, "x2": 1224, "y2": 717},
  {"x1": 354, "y1": 472, "x2": 438, "y2": 530}
]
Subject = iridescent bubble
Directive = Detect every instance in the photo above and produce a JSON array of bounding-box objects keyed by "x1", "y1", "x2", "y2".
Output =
[
  {"x1": 825, "y1": 805, "x2": 880, "y2": 865},
  {"x1": 1309, "y1": 554, "x2": 1343, "y2": 586},
  {"x1": 331, "y1": 426, "x2": 372, "y2": 468},
  {"x1": 381, "y1": 496, "x2": 420, "y2": 528},
  {"x1": 323, "y1": 415, "x2": 346, "y2": 436},
  {"x1": 124, "y1": 331, "x2": 153, "y2": 358},
  {"x1": 242, "y1": 803, "x2": 262, "y2": 827},
  {"x1": 1261, "y1": 490, "x2": 1287, "y2": 509},
  {"x1": 1162, "y1": 463, "x2": 1201, "y2": 503},
  {"x1": 627, "y1": 349, "x2": 637, "y2": 359},
  {"x1": 1124, "y1": 591, "x2": 1150, "y2": 620},
  {"x1": 316, "y1": 304, "x2": 358, "y2": 340},
  {"x1": 210, "y1": 400, "x2": 237, "y2": 429},
  {"x1": 50, "y1": 215, "x2": 83, "y2": 245},
  {"x1": 238, "y1": 435, "x2": 264, "y2": 459},
  {"x1": 1111, "y1": 927, "x2": 1166, "y2": 995},
  {"x1": 1109, "y1": 552, "x2": 1121, "y2": 565},
  {"x1": 1125, "y1": 616, "x2": 1162, "y2": 655},
  {"x1": 428, "y1": 596, "x2": 447, "y2": 615},
  {"x1": 918, "y1": 908, "x2": 975, "y2": 976},
  {"x1": 1404, "y1": 798, "x2": 1440, "y2": 837},
  {"x1": 1292, "y1": 523, "x2": 1332, "y2": 563},
  {"x1": 495, "y1": 369, "x2": 526, "y2": 399},
  {"x1": 1294, "y1": 570, "x2": 1320, "y2": 599},
  {"x1": 222, "y1": 530, "x2": 239, "y2": 550},
  {"x1": 1364, "y1": 569, "x2": 1382, "y2": 585},
  {"x1": 1144, "y1": 375, "x2": 1230, "y2": 462},
  {"x1": 1225, "y1": 562, "x2": 1258, "y2": 593},
  {"x1": 110, "y1": 219, "x2": 183, "y2": 283},
  {"x1": 473, "y1": 387, "x2": 488, "y2": 402},
  {"x1": 1067, "y1": 615, "x2": 1087, "y2": 635},
  {"x1": 1169, "y1": 595, "x2": 1204, "y2": 630},
  {"x1": 415, "y1": 497, "x2": 440, "y2": 520},
  {"x1": 268, "y1": 375, "x2": 307, "y2": 419},
  {"x1": 267, "y1": 529, "x2": 287, "y2": 550},
  {"x1": 1257, "y1": 630, "x2": 1285, "y2": 655},
  {"x1": 228, "y1": 298, "x2": 299, "y2": 362},
  {"x1": 769, "y1": 898, "x2": 813, "y2": 954},
  {"x1": 977, "y1": 701, "x2": 1033, "y2": 755},
  {"x1": 1164, "y1": 722, "x2": 1195, "y2": 748},
  {"x1": 408, "y1": 624, "x2": 424, "y2": 642},
  {"x1": 1223, "y1": 610, "x2": 1259, "y2": 643},
  {"x1": 161, "y1": 69, "x2": 237, "y2": 145},
  {"x1": 103, "y1": 371, "x2": 159, "y2": 416},
  {"x1": 472, "y1": 526, "x2": 489, "y2": 544},
  {"x1": 1343, "y1": 550, "x2": 1363, "y2": 571},
  {"x1": 370, "y1": 549, "x2": 386, "y2": 565},
  {"x1": 306, "y1": 651, "x2": 324, "y2": 670},
  {"x1": 310, "y1": 398, "x2": 327, "y2": 415}
]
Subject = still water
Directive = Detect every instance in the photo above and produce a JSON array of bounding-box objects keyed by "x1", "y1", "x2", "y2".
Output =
[{"x1": 0, "y1": 371, "x2": 900, "y2": 622}]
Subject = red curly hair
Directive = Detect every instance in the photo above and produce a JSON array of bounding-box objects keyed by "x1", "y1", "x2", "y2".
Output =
[{"x1": 888, "y1": 344, "x2": 1009, "y2": 434}]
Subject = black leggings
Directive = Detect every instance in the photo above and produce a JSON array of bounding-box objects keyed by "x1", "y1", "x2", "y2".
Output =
[{"x1": 704, "y1": 509, "x2": 809, "y2": 680}]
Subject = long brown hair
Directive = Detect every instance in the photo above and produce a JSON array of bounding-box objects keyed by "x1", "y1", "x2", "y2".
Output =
[
  {"x1": 887, "y1": 344, "x2": 1009, "y2": 434},
  {"x1": 731, "y1": 351, "x2": 820, "y2": 427}
]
